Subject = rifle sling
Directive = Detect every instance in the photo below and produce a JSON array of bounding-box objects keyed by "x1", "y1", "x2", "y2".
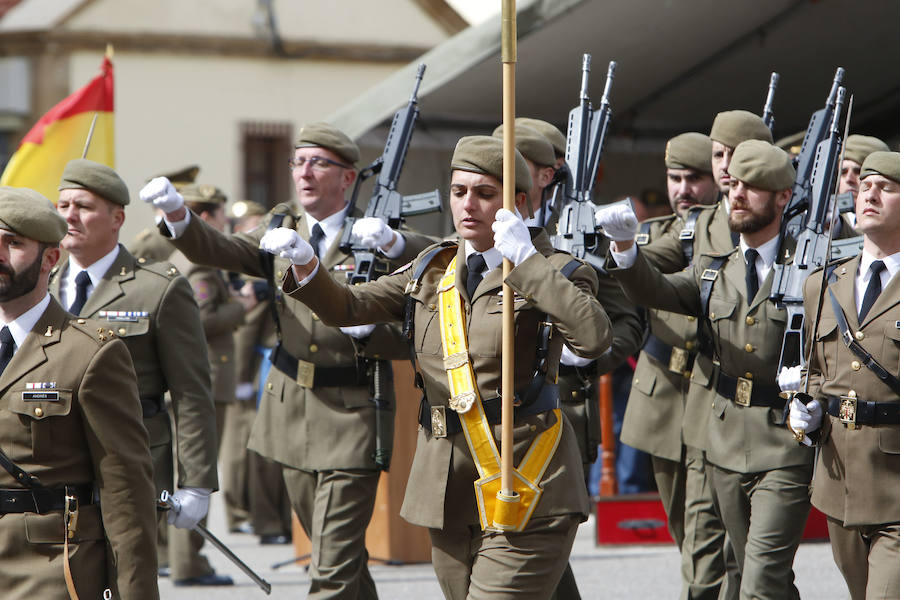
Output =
[{"x1": 260, "y1": 213, "x2": 288, "y2": 343}]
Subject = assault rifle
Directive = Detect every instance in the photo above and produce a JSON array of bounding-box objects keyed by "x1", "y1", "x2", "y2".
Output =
[
  {"x1": 770, "y1": 86, "x2": 849, "y2": 372},
  {"x1": 338, "y1": 64, "x2": 440, "y2": 471},
  {"x1": 550, "y1": 54, "x2": 618, "y2": 272},
  {"x1": 762, "y1": 72, "x2": 779, "y2": 133}
]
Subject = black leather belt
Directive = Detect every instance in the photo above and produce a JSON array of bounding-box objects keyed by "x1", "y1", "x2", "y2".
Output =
[
  {"x1": 0, "y1": 484, "x2": 95, "y2": 514},
  {"x1": 140, "y1": 395, "x2": 164, "y2": 418},
  {"x1": 419, "y1": 384, "x2": 559, "y2": 436},
  {"x1": 826, "y1": 395, "x2": 900, "y2": 426},
  {"x1": 271, "y1": 343, "x2": 366, "y2": 388},
  {"x1": 643, "y1": 333, "x2": 696, "y2": 374},
  {"x1": 716, "y1": 371, "x2": 783, "y2": 408}
]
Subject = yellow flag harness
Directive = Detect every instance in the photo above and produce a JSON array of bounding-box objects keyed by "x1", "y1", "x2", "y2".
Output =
[{"x1": 437, "y1": 255, "x2": 562, "y2": 532}]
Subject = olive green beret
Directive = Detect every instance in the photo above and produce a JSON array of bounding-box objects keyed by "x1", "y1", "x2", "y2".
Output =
[
  {"x1": 860, "y1": 151, "x2": 900, "y2": 183},
  {"x1": 844, "y1": 134, "x2": 890, "y2": 166},
  {"x1": 665, "y1": 132, "x2": 713, "y2": 173},
  {"x1": 146, "y1": 164, "x2": 199, "y2": 188},
  {"x1": 492, "y1": 124, "x2": 556, "y2": 168},
  {"x1": 230, "y1": 200, "x2": 267, "y2": 219},
  {"x1": 0, "y1": 187, "x2": 68, "y2": 243},
  {"x1": 295, "y1": 122, "x2": 359, "y2": 166},
  {"x1": 451, "y1": 135, "x2": 532, "y2": 193},
  {"x1": 515, "y1": 117, "x2": 566, "y2": 158},
  {"x1": 709, "y1": 110, "x2": 773, "y2": 148},
  {"x1": 59, "y1": 159, "x2": 130, "y2": 206},
  {"x1": 181, "y1": 183, "x2": 227, "y2": 205},
  {"x1": 727, "y1": 140, "x2": 795, "y2": 191}
]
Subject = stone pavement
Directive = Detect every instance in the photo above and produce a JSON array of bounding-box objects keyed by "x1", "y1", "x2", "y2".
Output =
[{"x1": 160, "y1": 492, "x2": 850, "y2": 599}]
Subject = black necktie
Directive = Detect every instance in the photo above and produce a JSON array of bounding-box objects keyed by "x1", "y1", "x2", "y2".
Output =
[
  {"x1": 466, "y1": 253, "x2": 487, "y2": 299},
  {"x1": 0, "y1": 326, "x2": 15, "y2": 376},
  {"x1": 309, "y1": 224, "x2": 325, "y2": 258},
  {"x1": 69, "y1": 270, "x2": 91, "y2": 315},
  {"x1": 744, "y1": 248, "x2": 760, "y2": 301},
  {"x1": 858, "y1": 260, "x2": 886, "y2": 322}
]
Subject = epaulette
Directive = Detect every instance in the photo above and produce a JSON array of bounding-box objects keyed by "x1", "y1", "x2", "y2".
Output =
[
  {"x1": 698, "y1": 247, "x2": 738, "y2": 261},
  {"x1": 137, "y1": 258, "x2": 181, "y2": 280},
  {"x1": 69, "y1": 318, "x2": 118, "y2": 346},
  {"x1": 404, "y1": 241, "x2": 457, "y2": 295},
  {"x1": 809, "y1": 254, "x2": 854, "y2": 279}
]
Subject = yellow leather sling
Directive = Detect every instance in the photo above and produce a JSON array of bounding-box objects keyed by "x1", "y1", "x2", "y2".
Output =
[{"x1": 437, "y1": 255, "x2": 562, "y2": 532}]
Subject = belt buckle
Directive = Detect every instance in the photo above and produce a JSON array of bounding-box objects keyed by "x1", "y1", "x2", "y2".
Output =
[
  {"x1": 296, "y1": 359, "x2": 315, "y2": 389},
  {"x1": 64, "y1": 490, "x2": 79, "y2": 539},
  {"x1": 431, "y1": 406, "x2": 447, "y2": 438},
  {"x1": 839, "y1": 396, "x2": 858, "y2": 429},
  {"x1": 449, "y1": 391, "x2": 475, "y2": 413},
  {"x1": 735, "y1": 377, "x2": 753, "y2": 407},
  {"x1": 669, "y1": 347, "x2": 688, "y2": 374}
]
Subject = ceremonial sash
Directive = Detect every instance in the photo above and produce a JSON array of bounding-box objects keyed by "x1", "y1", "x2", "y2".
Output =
[{"x1": 437, "y1": 255, "x2": 562, "y2": 532}]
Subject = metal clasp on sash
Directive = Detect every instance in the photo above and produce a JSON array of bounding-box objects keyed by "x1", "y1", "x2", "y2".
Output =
[
  {"x1": 735, "y1": 377, "x2": 753, "y2": 407},
  {"x1": 679, "y1": 229, "x2": 695, "y2": 241},
  {"x1": 635, "y1": 233, "x2": 650, "y2": 245},
  {"x1": 296, "y1": 359, "x2": 315, "y2": 389},
  {"x1": 701, "y1": 269, "x2": 719, "y2": 282},
  {"x1": 431, "y1": 406, "x2": 447, "y2": 438},
  {"x1": 669, "y1": 347, "x2": 688, "y2": 375},
  {"x1": 839, "y1": 395, "x2": 858, "y2": 429}
]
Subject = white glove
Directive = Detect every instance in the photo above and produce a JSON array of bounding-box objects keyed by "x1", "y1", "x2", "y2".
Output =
[
  {"x1": 167, "y1": 487, "x2": 211, "y2": 529},
  {"x1": 259, "y1": 227, "x2": 315, "y2": 265},
  {"x1": 560, "y1": 345, "x2": 592, "y2": 367},
  {"x1": 492, "y1": 208, "x2": 537, "y2": 266},
  {"x1": 340, "y1": 324, "x2": 375, "y2": 339},
  {"x1": 789, "y1": 397, "x2": 823, "y2": 446},
  {"x1": 777, "y1": 365, "x2": 803, "y2": 392},
  {"x1": 595, "y1": 203, "x2": 639, "y2": 242},
  {"x1": 351, "y1": 218, "x2": 396, "y2": 250},
  {"x1": 139, "y1": 177, "x2": 184, "y2": 213}
]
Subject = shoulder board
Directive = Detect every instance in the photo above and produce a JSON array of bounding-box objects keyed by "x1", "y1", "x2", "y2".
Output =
[
  {"x1": 699, "y1": 247, "x2": 738, "y2": 261},
  {"x1": 137, "y1": 259, "x2": 181, "y2": 279},
  {"x1": 405, "y1": 242, "x2": 457, "y2": 294},
  {"x1": 643, "y1": 213, "x2": 678, "y2": 227},
  {"x1": 69, "y1": 317, "x2": 118, "y2": 346},
  {"x1": 810, "y1": 254, "x2": 854, "y2": 278}
]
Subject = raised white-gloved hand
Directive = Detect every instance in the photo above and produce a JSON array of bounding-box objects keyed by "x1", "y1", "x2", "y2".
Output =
[
  {"x1": 560, "y1": 345, "x2": 592, "y2": 367},
  {"x1": 789, "y1": 397, "x2": 823, "y2": 447},
  {"x1": 595, "y1": 203, "x2": 639, "y2": 242},
  {"x1": 492, "y1": 208, "x2": 537, "y2": 266},
  {"x1": 139, "y1": 177, "x2": 184, "y2": 214},
  {"x1": 340, "y1": 324, "x2": 375, "y2": 339},
  {"x1": 259, "y1": 227, "x2": 315, "y2": 265},
  {"x1": 777, "y1": 365, "x2": 803, "y2": 392},
  {"x1": 167, "y1": 487, "x2": 211, "y2": 529},
  {"x1": 351, "y1": 217, "x2": 397, "y2": 250}
]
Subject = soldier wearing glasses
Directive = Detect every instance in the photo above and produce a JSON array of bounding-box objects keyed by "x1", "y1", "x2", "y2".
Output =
[{"x1": 141, "y1": 122, "x2": 433, "y2": 599}]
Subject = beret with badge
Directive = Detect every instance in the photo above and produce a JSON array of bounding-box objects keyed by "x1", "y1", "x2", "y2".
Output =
[
  {"x1": 0, "y1": 186, "x2": 68, "y2": 243},
  {"x1": 860, "y1": 151, "x2": 900, "y2": 183},
  {"x1": 665, "y1": 132, "x2": 713, "y2": 173},
  {"x1": 451, "y1": 135, "x2": 532, "y2": 193},
  {"x1": 59, "y1": 158, "x2": 131, "y2": 206},
  {"x1": 514, "y1": 117, "x2": 566, "y2": 159},
  {"x1": 844, "y1": 134, "x2": 890, "y2": 167},
  {"x1": 492, "y1": 123, "x2": 556, "y2": 168},
  {"x1": 295, "y1": 122, "x2": 360, "y2": 166},
  {"x1": 180, "y1": 184, "x2": 227, "y2": 205},
  {"x1": 710, "y1": 110, "x2": 773, "y2": 148},
  {"x1": 727, "y1": 140, "x2": 795, "y2": 191}
]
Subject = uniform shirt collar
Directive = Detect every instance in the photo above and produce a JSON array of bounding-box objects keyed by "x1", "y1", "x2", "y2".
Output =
[
  {"x1": 859, "y1": 249, "x2": 900, "y2": 283},
  {"x1": 305, "y1": 203, "x2": 349, "y2": 255},
  {"x1": 3, "y1": 293, "x2": 51, "y2": 349},
  {"x1": 62, "y1": 245, "x2": 121, "y2": 309},
  {"x1": 463, "y1": 241, "x2": 502, "y2": 273}
]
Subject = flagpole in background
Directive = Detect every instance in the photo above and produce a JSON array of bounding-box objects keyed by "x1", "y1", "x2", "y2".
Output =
[{"x1": 0, "y1": 45, "x2": 115, "y2": 201}]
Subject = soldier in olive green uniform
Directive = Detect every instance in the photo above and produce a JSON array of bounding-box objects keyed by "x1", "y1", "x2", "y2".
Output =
[
  {"x1": 50, "y1": 159, "x2": 226, "y2": 586},
  {"x1": 785, "y1": 151, "x2": 900, "y2": 600},
  {"x1": 142, "y1": 123, "x2": 434, "y2": 599},
  {"x1": 265, "y1": 135, "x2": 611, "y2": 600},
  {"x1": 836, "y1": 135, "x2": 890, "y2": 233},
  {"x1": 496, "y1": 122, "x2": 643, "y2": 600},
  {"x1": 600, "y1": 140, "x2": 814, "y2": 600},
  {"x1": 129, "y1": 165, "x2": 199, "y2": 262},
  {"x1": 621, "y1": 132, "x2": 726, "y2": 600},
  {"x1": 0, "y1": 188, "x2": 158, "y2": 599}
]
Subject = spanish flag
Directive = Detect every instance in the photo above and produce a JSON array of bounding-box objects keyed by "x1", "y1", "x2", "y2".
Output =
[{"x1": 0, "y1": 55, "x2": 114, "y2": 202}]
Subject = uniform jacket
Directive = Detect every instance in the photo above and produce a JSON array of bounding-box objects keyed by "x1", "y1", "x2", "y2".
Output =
[
  {"x1": 49, "y1": 246, "x2": 218, "y2": 491},
  {"x1": 610, "y1": 243, "x2": 814, "y2": 474},
  {"x1": 233, "y1": 277, "x2": 276, "y2": 391},
  {"x1": 283, "y1": 231, "x2": 611, "y2": 529},
  {"x1": 805, "y1": 255, "x2": 900, "y2": 526},
  {"x1": 160, "y1": 205, "x2": 431, "y2": 471},
  {"x1": 169, "y1": 251, "x2": 245, "y2": 404},
  {"x1": 0, "y1": 298, "x2": 157, "y2": 599}
]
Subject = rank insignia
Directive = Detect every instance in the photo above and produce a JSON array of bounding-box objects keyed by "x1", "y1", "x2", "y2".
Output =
[{"x1": 26, "y1": 382, "x2": 57, "y2": 389}]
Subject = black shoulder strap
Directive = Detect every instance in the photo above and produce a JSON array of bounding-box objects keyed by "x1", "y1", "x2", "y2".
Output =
[
  {"x1": 0, "y1": 448, "x2": 43, "y2": 489},
  {"x1": 827, "y1": 288, "x2": 900, "y2": 396},
  {"x1": 679, "y1": 208, "x2": 702, "y2": 265},
  {"x1": 260, "y1": 213, "x2": 288, "y2": 344},
  {"x1": 697, "y1": 255, "x2": 728, "y2": 356},
  {"x1": 635, "y1": 221, "x2": 652, "y2": 246}
]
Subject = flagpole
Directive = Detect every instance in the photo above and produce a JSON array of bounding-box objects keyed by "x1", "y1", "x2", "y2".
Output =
[
  {"x1": 82, "y1": 113, "x2": 99, "y2": 158},
  {"x1": 500, "y1": 0, "x2": 516, "y2": 508}
]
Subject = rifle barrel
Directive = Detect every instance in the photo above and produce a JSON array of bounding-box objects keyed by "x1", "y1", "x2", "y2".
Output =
[
  {"x1": 579, "y1": 54, "x2": 591, "y2": 100},
  {"x1": 410, "y1": 63, "x2": 426, "y2": 102}
]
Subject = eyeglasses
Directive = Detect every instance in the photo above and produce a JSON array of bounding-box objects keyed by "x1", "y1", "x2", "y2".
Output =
[{"x1": 288, "y1": 156, "x2": 350, "y2": 172}]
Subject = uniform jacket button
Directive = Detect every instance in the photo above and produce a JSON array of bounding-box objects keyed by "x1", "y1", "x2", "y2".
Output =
[
  {"x1": 310, "y1": 344, "x2": 319, "y2": 353},
  {"x1": 34, "y1": 407, "x2": 43, "y2": 417}
]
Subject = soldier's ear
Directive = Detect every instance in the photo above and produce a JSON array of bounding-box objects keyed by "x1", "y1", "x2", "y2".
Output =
[{"x1": 41, "y1": 246, "x2": 61, "y2": 272}]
